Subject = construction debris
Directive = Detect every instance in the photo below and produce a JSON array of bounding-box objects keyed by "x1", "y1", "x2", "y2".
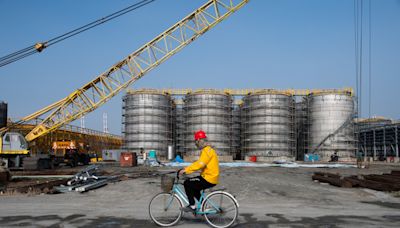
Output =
[
  {"x1": 312, "y1": 170, "x2": 400, "y2": 192},
  {"x1": 312, "y1": 172, "x2": 352, "y2": 188},
  {"x1": 11, "y1": 175, "x2": 73, "y2": 179},
  {"x1": 4, "y1": 179, "x2": 69, "y2": 195},
  {"x1": 1, "y1": 165, "x2": 159, "y2": 195},
  {"x1": 54, "y1": 165, "x2": 118, "y2": 193},
  {"x1": 0, "y1": 165, "x2": 11, "y2": 191}
]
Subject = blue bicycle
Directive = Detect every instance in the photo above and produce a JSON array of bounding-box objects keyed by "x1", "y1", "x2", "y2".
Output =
[{"x1": 149, "y1": 171, "x2": 239, "y2": 228}]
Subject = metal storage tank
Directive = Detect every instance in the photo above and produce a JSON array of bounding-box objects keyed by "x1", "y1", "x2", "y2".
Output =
[
  {"x1": 0, "y1": 101, "x2": 7, "y2": 128},
  {"x1": 122, "y1": 90, "x2": 174, "y2": 158},
  {"x1": 241, "y1": 90, "x2": 295, "y2": 158},
  {"x1": 308, "y1": 92, "x2": 356, "y2": 160},
  {"x1": 183, "y1": 90, "x2": 232, "y2": 156}
]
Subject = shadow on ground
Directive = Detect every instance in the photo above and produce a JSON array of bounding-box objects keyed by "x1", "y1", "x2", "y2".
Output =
[
  {"x1": 0, "y1": 215, "x2": 157, "y2": 228},
  {"x1": 361, "y1": 201, "x2": 400, "y2": 210},
  {"x1": 234, "y1": 213, "x2": 400, "y2": 228},
  {"x1": 0, "y1": 213, "x2": 399, "y2": 227}
]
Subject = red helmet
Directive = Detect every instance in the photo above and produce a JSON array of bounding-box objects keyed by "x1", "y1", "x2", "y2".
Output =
[{"x1": 194, "y1": 130, "x2": 207, "y2": 141}]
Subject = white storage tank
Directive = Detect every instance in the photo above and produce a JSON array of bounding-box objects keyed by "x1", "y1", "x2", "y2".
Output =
[
  {"x1": 122, "y1": 90, "x2": 174, "y2": 158},
  {"x1": 308, "y1": 91, "x2": 356, "y2": 160},
  {"x1": 241, "y1": 90, "x2": 295, "y2": 159},
  {"x1": 183, "y1": 90, "x2": 232, "y2": 156}
]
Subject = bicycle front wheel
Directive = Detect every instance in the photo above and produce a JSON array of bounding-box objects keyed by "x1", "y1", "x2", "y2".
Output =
[
  {"x1": 149, "y1": 192, "x2": 183, "y2": 227},
  {"x1": 202, "y1": 192, "x2": 238, "y2": 228}
]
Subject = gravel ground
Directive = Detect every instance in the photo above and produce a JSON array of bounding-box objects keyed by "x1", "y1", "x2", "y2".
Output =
[{"x1": 1, "y1": 163, "x2": 400, "y2": 227}]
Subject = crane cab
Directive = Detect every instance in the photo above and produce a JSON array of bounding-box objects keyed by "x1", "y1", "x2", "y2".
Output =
[{"x1": 0, "y1": 132, "x2": 29, "y2": 167}]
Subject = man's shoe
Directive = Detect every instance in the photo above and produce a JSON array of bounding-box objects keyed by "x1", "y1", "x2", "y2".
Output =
[{"x1": 181, "y1": 206, "x2": 195, "y2": 213}]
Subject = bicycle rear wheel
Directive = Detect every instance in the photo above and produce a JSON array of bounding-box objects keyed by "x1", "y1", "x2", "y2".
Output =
[
  {"x1": 202, "y1": 192, "x2": 238, "y2": 228},
  {"x1": 149, "y1": 192, "x2": 183, "y2": 227}
]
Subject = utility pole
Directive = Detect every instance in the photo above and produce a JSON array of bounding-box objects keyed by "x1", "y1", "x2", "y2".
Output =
[
  {"x1": 80, "y1": 115, "x2": 85, "y2": 133},
  {"x1": 103, "y1": 113, "x2": 109, "y2": 133}
]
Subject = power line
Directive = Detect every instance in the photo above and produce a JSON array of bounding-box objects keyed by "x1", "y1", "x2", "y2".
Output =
[
  {"x1": 0, "y1": 0, "x2": 155, "y2": 68},
  {"x1": 360, "y1": 0, "x2": 363, "y2": 119},
  {"x1": 354, "y1": 0, "x2": 359, "y2": 118},
  {"x1": 354, "y1": 0, "x2": 364, "y2": 119}
]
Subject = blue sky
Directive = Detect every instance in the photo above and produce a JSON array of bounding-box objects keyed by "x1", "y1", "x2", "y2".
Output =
[{"x1": 0, "y1": 0, "x2": 399, "y2": 135}]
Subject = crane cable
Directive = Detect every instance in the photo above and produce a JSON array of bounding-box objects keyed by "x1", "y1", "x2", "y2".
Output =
[
  {"x1": 354, "y1": 0, "x2": 362, "y2": 153},
  {"x1": 354, "y1": 0, "x2": 363, "y2": 119},
  {"x1": 354, "y1": 0, "x2": 373, "y2": 120},
  {"x1": 0, "y1": 0, "x2": 155, "y2": 68},
  {"x1": 368, "y1": 0, "x2": 372, "y2": 118}
]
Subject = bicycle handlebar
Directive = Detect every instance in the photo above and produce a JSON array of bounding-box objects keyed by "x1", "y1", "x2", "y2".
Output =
[{"x1": 158, "y1": 169, "x2": 185, "y2": 181}]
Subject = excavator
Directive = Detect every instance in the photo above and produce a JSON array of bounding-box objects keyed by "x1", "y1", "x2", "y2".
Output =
[{"x1": 0, "y1": 0, "x2": 249, "y2": 169}]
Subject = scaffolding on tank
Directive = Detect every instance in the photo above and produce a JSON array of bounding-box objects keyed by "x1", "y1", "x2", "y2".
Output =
[
  {"x1": 126, "y1": 88, "x2": 355, "y2": 161},
  {"x1": 303, "y1": 91, "x2": 357, "y2": 161},
  {"x1": 122, "y1": 89, "x2": 174, "y2": 157},
  {"x1": 182, "y1": 90, "x2": 233, "y2": 157},
  {"x1": 240, "y1": 90, "x2": 296, "y2": 159}
]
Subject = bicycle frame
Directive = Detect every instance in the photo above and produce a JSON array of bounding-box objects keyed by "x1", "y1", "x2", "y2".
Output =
[
  {"x1": 170, "y1": 181, "x2": 220, "y2": 215},
  {"x1": 151, "y1": 171, "x2": 239, "y2": 228}
]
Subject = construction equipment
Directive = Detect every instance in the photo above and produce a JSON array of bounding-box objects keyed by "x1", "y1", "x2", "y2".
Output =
[
  {"x1": 51, "y1": 141, "x2": 90, "y2": 167},
  {"x1": 0, "y1": 0, "x2": 249, "y2": 169},
  {"x1": 0, "y1": 132, "x2": 29, "y2": 168}
]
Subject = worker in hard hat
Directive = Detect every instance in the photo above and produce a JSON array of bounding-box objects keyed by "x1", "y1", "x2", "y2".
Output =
[{"x1": 179, "y1": 130, "x2": 219, "y2": 213}]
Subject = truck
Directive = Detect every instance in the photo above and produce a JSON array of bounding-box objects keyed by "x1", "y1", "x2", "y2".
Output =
[{"x1": 51, "y1": 141, "x2": 90, "y2": 167}]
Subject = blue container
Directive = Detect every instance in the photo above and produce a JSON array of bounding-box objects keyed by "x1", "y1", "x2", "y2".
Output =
[
  {"x1": 304, "y1": 154, "x2": 319, "y2": 162},
  {"x1": 149, "y1": 150, "x2": 156, "y2": 158}
]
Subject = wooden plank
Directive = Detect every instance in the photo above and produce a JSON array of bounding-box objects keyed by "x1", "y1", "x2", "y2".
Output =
[
  {"x1": 344, "y1": 176, "x2": 363, "y2": 187},
  {"x1": 344, "y1": 176, "x2": 400, "y2": 191},
  {"x1": 312, "y1": 174, "x2": 352, "y2": 188},
  {"x1": 382, "y1": 173, "x2": 400, "y2": 181},
  {"x1": 313, "y1": 172, "x2": 341, "y2": 179},
  {"x1": 390, "y1": 170, "x2": 400, "y2": 176},
  {"x1": 367, "y1": 174, "x2": 400, "y2": 184}
]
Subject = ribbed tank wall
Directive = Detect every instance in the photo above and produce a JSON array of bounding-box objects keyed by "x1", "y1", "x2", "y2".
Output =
[
  {"x1": 0, "y1": 102, "x2": 7, "y2": 128},
  {"x1": 232, "y1": 104, "x2": 241, "y2": 158},
  {"x1": 184, "y1": 92, "x2": 232, "y2": 156},
  {"x1": 122, "y1": 91, "x2": 173, "y2": 157},
  {"x1": 241, "y1": 92, "x2": 295, "y2": 157},
  {"x1": 308, "y1": 93, "x2": 355, "y2": 159}
]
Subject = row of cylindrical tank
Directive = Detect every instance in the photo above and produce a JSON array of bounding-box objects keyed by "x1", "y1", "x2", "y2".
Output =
[{"x1": 122, "y1": 90, "x2": 356, "y2": 160}]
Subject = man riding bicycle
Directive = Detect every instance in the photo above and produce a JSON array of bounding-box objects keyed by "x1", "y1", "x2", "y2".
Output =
[{"x1": 179, "y1": 130, "x2": 219, "y2": 213}]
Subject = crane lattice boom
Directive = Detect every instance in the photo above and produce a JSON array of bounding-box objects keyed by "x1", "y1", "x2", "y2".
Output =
[{"x1": 24, "y1": 0, "x2": 249, "y2": 141}]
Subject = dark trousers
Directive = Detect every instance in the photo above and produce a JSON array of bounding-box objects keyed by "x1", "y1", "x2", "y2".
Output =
[{"x1": 184, "y1": 176, "x2": 216, "y2": 206}]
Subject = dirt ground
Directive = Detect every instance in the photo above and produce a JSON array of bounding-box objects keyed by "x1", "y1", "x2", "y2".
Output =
[{"x1": 1, "y1": 163, "x2": 400, "y2": 227}]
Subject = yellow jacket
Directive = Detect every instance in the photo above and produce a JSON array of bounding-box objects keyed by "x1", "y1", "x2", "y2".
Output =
[{"x1": 184, "y1": 146, "x2": 219, "y2": 184}]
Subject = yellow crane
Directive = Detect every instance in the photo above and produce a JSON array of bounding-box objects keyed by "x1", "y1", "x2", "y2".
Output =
[{"x1": 0, "y1": 0, "x2": 249, "y2": 168}]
